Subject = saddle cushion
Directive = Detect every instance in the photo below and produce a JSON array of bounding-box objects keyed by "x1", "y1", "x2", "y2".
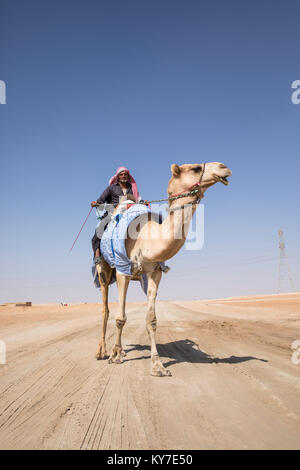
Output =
[{"x1": 100, "y1": 204, "x2": 150, "y2": 275}]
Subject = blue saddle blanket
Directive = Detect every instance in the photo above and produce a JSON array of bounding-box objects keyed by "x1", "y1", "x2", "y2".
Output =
[{"x1": 100, "y1": 204, "x2": 150, "y2": 275}]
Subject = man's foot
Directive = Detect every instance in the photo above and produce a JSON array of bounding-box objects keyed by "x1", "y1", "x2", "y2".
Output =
[
  {"x1": 94, "y1": 255, "x2": 102, "y2": 265},
  {"x1": 93, "y1": 248, "x2": 102, "y2": 265}
]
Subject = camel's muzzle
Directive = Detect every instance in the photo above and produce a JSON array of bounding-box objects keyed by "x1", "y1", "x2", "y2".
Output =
[{"x1": 214, "y1": 174, "x2": 230, "y2": 185}]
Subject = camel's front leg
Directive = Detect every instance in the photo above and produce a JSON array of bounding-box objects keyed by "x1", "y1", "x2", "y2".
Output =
[
  {"x1": 147, "y1": 270, "x2": 171, "y2": 377},
  {"x1": 95, "y1": 265, "x2": 112, "y2": 360},
  {"x1": 108, "y1": 272, "x2": 129, "y2": 364}
]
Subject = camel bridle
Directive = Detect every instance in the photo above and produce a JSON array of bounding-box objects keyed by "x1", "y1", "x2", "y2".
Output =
[{"x1": 167, "y1": 163, "x2": 206, "y2": 212}]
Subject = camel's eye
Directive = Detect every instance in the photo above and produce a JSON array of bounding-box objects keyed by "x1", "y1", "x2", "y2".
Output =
[{"x1": 192, "y1": 165, "x2": 202, "y2": 173}]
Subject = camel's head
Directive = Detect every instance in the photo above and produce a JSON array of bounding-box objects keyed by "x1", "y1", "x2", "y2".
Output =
[{"x1": 168, "y1": 162, "x2": 232, "y2": 201}]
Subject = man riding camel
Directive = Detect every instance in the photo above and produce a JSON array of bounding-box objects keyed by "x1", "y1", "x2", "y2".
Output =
[{"x1": 91, "y1": 167, "x2": 140, "y2": 265}]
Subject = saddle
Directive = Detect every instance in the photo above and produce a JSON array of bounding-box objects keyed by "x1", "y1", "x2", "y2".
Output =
[
  {"x1": 100, "y1": 202, "x2": 150, "y2": 275},
  {"x1": 92, "y1": 202, "x2": 168, "y2": 294}
]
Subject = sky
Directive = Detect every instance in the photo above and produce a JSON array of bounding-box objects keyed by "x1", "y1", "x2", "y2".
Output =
[{"x1": 0, "y1": 0, "x2": 299, "y2": 304}]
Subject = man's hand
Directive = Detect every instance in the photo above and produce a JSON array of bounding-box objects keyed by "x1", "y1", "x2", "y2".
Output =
[
  {"x1": 140, "y1": 199, "x2": 150, "y2": 206},
  {"x1": 91, "y1": 201, "x2": 98, "y2": 207}
]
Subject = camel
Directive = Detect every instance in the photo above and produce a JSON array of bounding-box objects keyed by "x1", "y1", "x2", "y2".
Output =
[{"x1": 95, "y1": 162, "x2": 232, "y2": 376}]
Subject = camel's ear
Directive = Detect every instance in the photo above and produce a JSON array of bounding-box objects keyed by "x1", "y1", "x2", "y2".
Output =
[{"x1": 171, "y1": 164, "x2": 181, "y2": 178}]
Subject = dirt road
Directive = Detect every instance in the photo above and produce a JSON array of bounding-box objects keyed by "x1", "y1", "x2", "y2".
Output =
[{"x1": 0, "y1": 293, "x2": 300, "y2": 450}]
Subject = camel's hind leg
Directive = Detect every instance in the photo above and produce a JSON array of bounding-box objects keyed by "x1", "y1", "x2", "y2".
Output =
[
  {"x1": 146, "y1": 269, "x2": 171, "y2": 377},
  {"x1": 95, "y1": 263, "x2": 113, "y2": 360},
  {"x1": 108, "y1": 272, "x2": 129, "y2": 364}
]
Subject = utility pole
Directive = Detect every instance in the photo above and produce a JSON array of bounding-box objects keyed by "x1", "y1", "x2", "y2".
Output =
[{"x1": 277, "y1": 229, "x2": 295, "y2": 294}]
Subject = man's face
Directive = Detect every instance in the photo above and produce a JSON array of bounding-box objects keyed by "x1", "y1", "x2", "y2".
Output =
[{"x1": 118, "y1": 171, "x2": 129, "y2": 184}]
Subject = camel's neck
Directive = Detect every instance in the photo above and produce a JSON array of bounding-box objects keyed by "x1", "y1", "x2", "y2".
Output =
[
  {"x1": 151, "y1": 202, "x2": 198, "y2": 262},
  {"x1": 127, "y1": 195, "x2": 202, "y2": 264}
]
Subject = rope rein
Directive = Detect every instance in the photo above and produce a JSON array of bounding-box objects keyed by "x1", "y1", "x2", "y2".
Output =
[
  {"x1": 69, "y1": 163, "x2": 206, "y2": 250},
  {"x1": 94, "y1": 162, "x2": 206, "y2": 207},
  {"x1": 92, "y1": 185, "x2": 202, "y2": 206}
]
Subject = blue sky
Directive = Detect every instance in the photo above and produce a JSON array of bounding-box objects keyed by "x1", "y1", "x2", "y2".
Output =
[{"x1": 0, "y1": 0, "x2": 299, "y2": 303}]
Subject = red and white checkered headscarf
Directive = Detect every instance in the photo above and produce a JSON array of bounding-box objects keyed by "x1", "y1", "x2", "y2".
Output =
[{"x1": 109, "y1": 167, "x2": 140, "y2": 201}]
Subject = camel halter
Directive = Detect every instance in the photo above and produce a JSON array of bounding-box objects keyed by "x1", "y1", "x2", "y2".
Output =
[{"x1": 167, "y1": 162, "x2": 206, "y2": 212}]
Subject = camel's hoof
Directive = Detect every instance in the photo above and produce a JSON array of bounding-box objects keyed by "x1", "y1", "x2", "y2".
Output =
[
  {"x1": 108, "y1": 356, "x2": 123, "y2": 364},
  {"x1": 95, "y1": 352, "x2": 108, "y2": 360},
  {"x1": 108, "y1": 346, "x2": 125, "y2": 364},
  {"x1": 95, "y1": 345, "x2": 108, "y2": 360},
  {"x1": 151, "y1": 369, "x2": 172, "y2": 377},
  {"x1": 151, "y1": 363, "x2": 172, "y2": 377},
  {"x1": 96, "y1": 354, "x2": 108, "y2": 360}
]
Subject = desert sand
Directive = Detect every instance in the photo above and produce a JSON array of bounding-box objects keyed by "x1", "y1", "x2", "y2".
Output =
[{"x1": 0, "y1": 293, "x2": 300, "y2": 450}]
